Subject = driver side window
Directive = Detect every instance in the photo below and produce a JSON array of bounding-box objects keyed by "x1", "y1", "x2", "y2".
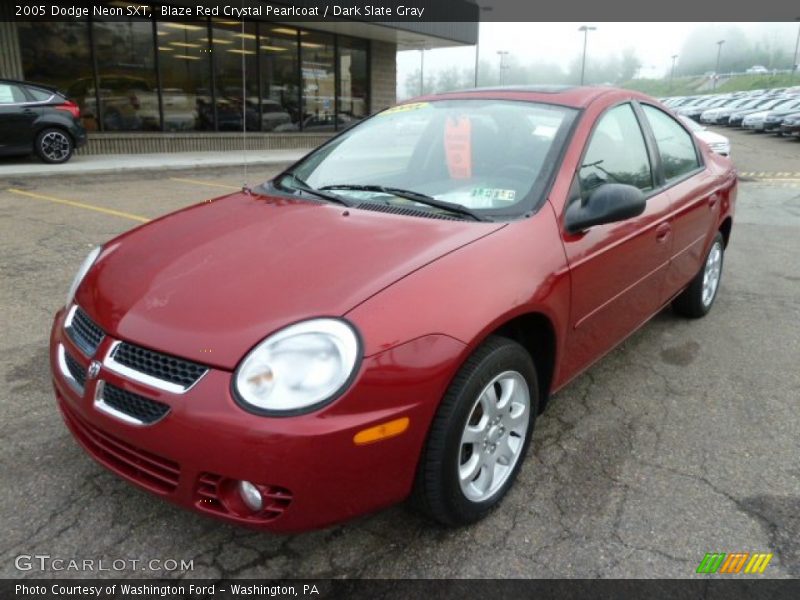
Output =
[{"x1": 579, "y1": 104, "x2": 653, "y2": 199}]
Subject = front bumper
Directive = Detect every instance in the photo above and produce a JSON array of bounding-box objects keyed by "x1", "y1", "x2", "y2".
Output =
[{"x1": 50, "y1": 307, "x2": 466, "y2": 532}]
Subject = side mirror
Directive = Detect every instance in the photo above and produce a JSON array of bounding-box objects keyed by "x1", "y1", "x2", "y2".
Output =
[{"x1": 565, "y1": 183, "x2": 646, "y2": 233}]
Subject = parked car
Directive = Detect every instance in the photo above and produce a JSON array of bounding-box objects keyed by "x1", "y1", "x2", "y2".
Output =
[
  {"x1": 677, "y1": 95, "x2": 732, "y2": 120},
  {"x1": 0, "y1": 78, "x2": 86, "y2": 163},
  {"x1": 757, "y1": 99, "x2": 800, "y2": 133},
  {"x1": 700, "y1": 97, "x2": 755, "y2": 125},
  {"x1": 746, "y1": 65, "x2": 769, "y2": 74},
  {"x1": 778, "y1": 112, "x2": 800, "y2": 136},
  {"x1": 51, "y1": 87, "x2": 736, "y2": 532},
  {"x1": 728, "y1": 97, "x2": 788, "y2": 127},
  {"x1": 679, "y1": 115, "x2": 730, "y2": 156}
]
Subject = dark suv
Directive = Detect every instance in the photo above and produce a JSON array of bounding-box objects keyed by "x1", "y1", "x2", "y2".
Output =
[{"x1": 0, "y1": 79, "x2": 87, "y2": 164}]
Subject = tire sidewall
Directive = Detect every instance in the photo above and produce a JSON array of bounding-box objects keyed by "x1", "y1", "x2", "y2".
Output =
[{"x1": 440, "y1": 342, "x2": 539, "y2": 522}]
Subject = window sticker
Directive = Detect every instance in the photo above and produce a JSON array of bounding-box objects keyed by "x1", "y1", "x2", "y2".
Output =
[
  {"x1": 380, "y1": 102, "x2": 429, "y2": 116},
  {"x1": 470, "y1": 187, "x2": 517, "y2": 208},
  {"x1": 444, "y1": 116, "x2": 472, "y2": 179}
]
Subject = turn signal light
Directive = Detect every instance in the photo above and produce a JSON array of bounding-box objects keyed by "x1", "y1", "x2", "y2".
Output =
[{"x1": 353, "y1": 417, "x2": 410, "y2": 445}]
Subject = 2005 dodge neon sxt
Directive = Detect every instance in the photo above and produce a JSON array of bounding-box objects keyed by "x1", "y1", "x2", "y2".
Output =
[{"x1": 50, "y1": 86, "x2": 736, "y2": 532}]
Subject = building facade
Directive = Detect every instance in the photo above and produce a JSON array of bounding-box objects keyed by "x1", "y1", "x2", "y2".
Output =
[{"x1": 0, "y1": 3, "x2": 476, "y2": 153}]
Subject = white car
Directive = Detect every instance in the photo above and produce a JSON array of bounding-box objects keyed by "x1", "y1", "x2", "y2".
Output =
[
  {"x1": 679, "y1": 115, "x2": 730, "y2": 156},
  {"x1": 742, "y1": 111, "x2": 771, "y2": 131},
  {"x1": 746, "y1": 65, "x2": 769, "y2": 74}
]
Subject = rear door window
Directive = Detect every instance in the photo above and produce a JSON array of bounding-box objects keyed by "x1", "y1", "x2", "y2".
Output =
[
  {"x1": 25, "y1": 86, "x2": 55, "y2": 102},
  {"x1": 0, "y1": 83, "x2": 26, "y2": 104}
]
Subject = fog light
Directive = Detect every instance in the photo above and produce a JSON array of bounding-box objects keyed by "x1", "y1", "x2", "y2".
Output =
[{"x1": 238, "y1": 480, "x2": 263, "y2": 512}]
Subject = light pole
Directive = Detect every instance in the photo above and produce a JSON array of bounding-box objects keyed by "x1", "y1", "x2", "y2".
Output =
[
  {"x1": 578, "y1": 25, "x2": 597, "y2": 85},
  {"x1": 793, "y1": 24, "x2": 800, "y2": 79},
  {"x1": 713, "y1": 39, "x2": 725, "y2": 90},
  {"x1": 419, "y1": 47, "x2": 425, "y2": 95},
  {"x1": 497, "y1": 50, "x2": 509, "y2": 85},
  {"x1": 670, "y1": 54, "x2": 678, "y2": 91},
  {"x1": 473, "y1": 5, "x2": 493, "y2": 88}
]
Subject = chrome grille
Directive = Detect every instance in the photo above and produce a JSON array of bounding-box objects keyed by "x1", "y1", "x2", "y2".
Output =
[
  {"x1": 66, "y1": 307, "x2": 105, "y2": 356},
  {"x1": 99, "y1": 383, "x2": 170, "y2": 425},
  {"x1": 111, "y1": 342, "x2": 208, "y2": 390},
  {"x1": 63, "y1": 350, "x2": 86, "y2": 390}
]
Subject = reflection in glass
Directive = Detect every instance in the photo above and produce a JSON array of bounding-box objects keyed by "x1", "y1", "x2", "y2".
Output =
[
  {"x1": 17, "y1": 22, "x2": 96, "y2": 129},
  {"x1": 260, "y1": 26, "x2": 300, "y2": 131},
  {"x1": 337, "y1": 36, "x2": 368, "y2": 129},
  {"x1": 301, "y1": 32, "x2": 335, "y2": 132},
  {"x1": 93, "y1": 19, "x2": 159, "y2": 131},
  {"x1": 156, "y1": 21, "x2": 210, "y2": 131},
  {"x1": 211, "y1": 20, "x2": 259, "y2": 131}
]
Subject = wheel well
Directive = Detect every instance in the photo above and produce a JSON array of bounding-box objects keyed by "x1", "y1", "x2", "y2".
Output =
[
  {"x1": 719, "y1": 217, "x2": 733, "y2": 247},
  {"x1": 37, "y1": 125, "x2": 74, "y2": 145},
  {"x1": 492, "y1": 313, "x2": 556, "y2": 411}
]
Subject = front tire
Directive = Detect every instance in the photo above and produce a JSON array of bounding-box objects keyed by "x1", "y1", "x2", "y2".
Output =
[
  {"x1": 672, "y1": 232, "x2": 725, "y2": 318},
  {"x1": 412, "y1": 336, "x2": 538, "y2": 526},
  {"x1": 35, "y1": 128, "x2": 74, "y2": 164}
]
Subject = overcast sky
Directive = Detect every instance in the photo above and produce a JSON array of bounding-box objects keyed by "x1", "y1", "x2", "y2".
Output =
[{"x1": 397, "y1": 22, "x2": 800, "y2": 96}]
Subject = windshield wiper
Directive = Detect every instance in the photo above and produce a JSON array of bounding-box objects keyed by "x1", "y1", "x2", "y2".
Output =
[
  {"x1": 319, "y1": 184, "x2": 488, "y2": 222},
  {"x1": 277, "y1": 173, "x2": 352, "y2": 207}
]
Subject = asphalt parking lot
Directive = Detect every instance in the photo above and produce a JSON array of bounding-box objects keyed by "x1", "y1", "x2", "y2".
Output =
[{"x1": 1, "y1": 127, "x2": 798, "y2": 579}]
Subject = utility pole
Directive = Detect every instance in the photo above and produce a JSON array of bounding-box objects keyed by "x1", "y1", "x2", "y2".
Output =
[
  {"x1": 578, "y1": 26, "x2": 597, "y2": 85},
  {"x1": 713, "y1": 40, "x2": 725, "y2": 91},
  {"x1": 473, "y1": 4, "x2": 493, "y2": 87},
  {"x1": 419, "y1": 47, "x2": 425, "y2": 95},
  {"x1": 670, "y1": 54, "x2": 678, "y2": 91},
  {"x1": 497, "y1": 50, "x2": 509, "y2": 85},
  {"x1": 793, "y1": 24, "x2": 800, "y2": 79}
]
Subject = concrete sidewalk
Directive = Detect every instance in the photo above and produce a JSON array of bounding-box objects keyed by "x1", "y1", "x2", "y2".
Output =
[{"x1": 0, "y1": 149, "x2": 307, "y2": 179}]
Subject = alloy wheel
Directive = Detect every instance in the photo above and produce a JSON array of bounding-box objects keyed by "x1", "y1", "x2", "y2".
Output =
[
  {"x1": 458, "y1": 371, "x2": 530, "y2": 502},
  {"x1": 701, "y1": 240, "x2": 723, "y2": 307},
  {"x1": 40, "y1": 131, "x2": 71, "y2": 162}
]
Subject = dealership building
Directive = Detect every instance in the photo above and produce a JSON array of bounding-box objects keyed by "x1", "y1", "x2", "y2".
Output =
[{"x1": 0, "y1": 2, "x2": 476, "y2": 153}]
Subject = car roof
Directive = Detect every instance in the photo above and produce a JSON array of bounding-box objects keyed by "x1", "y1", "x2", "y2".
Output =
[{"x1": 408, "y1": 85, "x2": 653, "y2": 109}]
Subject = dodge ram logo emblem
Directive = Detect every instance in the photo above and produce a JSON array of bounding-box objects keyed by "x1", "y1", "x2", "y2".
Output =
[{"x1": 87, "y1": 361, "x2": 101, "y2": 380}]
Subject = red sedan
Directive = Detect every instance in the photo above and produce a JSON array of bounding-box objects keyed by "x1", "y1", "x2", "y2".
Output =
[{"x1": 50, "y1": 86, "x2": 736, "y2": 532}]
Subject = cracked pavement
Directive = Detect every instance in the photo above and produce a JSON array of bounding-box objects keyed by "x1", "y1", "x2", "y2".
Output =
[{"x1": 1, "y1": 128, "x2": 798, "y2": 579}]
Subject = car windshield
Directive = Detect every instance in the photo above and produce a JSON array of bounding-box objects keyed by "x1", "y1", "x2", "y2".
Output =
[{"x1": 274, "y1": 99, "x2": 577, "y2": 220}]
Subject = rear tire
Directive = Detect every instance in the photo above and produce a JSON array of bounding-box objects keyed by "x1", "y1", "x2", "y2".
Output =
[
  {"x1": 672, "y1": 232, "x2": 725, "y2": 318},
  {"x1": 412, "y1": 336, "x2": 538, "y2": 526},
  {"x1": 35, "y1": 128, "x2": 74, "y2": 164}
]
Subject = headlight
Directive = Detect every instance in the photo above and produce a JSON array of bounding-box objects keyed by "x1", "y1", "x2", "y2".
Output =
[
  {"x1": 233, "y1": 318, "x2": 360, "y2": 415},
  {"x1": 66, "y1": 246, "x2": 101, "y2": 307}
]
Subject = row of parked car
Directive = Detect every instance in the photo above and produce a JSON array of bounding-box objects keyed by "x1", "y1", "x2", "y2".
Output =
[{"x1": 661, "y1": 86, "x2": 800, "y2": 144}]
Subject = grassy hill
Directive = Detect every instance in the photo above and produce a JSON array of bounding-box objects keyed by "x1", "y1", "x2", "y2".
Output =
[{"x1": 622, "y1": 72, "x2": 799, "y2": 98}]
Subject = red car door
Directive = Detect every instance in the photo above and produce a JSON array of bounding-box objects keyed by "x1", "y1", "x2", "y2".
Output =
[
  {"x1": 639, "y1": 103, "x2": 718, "y2": 295},
  {"x1": 559, "y1": 103, "x2": 673, "y2": 380}
]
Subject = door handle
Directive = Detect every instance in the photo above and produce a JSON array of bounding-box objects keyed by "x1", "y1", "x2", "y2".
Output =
[
  {"x1": 655, "y1": 223, "x2": 671, "y2": 243},
  {"x1": 708, "y1": 193, "x2": 719, "y2": 208}
]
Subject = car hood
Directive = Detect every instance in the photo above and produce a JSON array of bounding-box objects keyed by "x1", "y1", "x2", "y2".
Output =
[
  {"x1": 76, "y1": 191, "x2": 505, "y2": 369},
  {"x1": 696, "y1": 129, "x2": 728, "y2": 145}
]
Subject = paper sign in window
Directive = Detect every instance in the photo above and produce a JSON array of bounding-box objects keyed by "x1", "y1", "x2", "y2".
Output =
[{"x1": 444, "y1": 117, "x2": 472, "y2": 179}]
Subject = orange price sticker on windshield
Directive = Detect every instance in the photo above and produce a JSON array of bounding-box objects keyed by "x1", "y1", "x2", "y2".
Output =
[{"x1": 444, "y1": 117, "x2": 472, "y2": 179}]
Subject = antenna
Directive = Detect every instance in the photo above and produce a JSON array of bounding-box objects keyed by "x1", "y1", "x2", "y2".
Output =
[{"x1": 241, "y1": 11, "x2": 249, "y2": 193}]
